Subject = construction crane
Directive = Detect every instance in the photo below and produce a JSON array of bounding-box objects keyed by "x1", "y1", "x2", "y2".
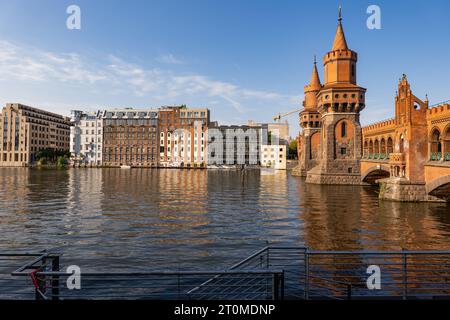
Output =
[{"x1": 273, "y1": 108, "x2": 304, "y2": 122}]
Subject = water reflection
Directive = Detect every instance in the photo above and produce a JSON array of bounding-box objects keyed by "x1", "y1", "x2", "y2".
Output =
[
  {"x1": 0, "y1": 169, "x2": 449, "y2": 271},
  {"x1": 298, "y1": 181, "x2": 450, "y2": 250}
]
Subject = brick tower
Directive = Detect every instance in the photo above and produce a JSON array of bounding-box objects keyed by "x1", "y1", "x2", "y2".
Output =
[
  {"x1": 298, "y1": 57, "x2": 322, "y2": 176},
  {"x1": 306, "y1": 7, "x2": 367, "y2": 184}
]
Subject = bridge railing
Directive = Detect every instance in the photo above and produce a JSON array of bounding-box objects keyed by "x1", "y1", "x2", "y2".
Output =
[
  {"x1": 231, "y1": 246, "x2": 450, "y2": 300},
  {"x1": 362, "y1": 153, "x2": 390, "y2": 160}
]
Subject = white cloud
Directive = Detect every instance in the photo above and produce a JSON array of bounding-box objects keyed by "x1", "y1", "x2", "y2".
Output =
[
  {"x1": 157, "y1": 53, "x2": 184, "y2": 65},
  {"x1": 0, "y1": 39, "x2": 298, "y2": 127},
  {"x1": 0, "y1": 41, "x2": 107, "y2": 84}
]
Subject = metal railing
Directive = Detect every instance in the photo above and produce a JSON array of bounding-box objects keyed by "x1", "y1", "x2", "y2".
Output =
[
  {"x1": 430, "y1": 152, "x2": 442, "y2": 161},
  {"x1": 230, "y1": 246, "x2": 450, "y2": 300},
  {"x1": 3, "y1": 247, "x2": 450, "y2": 300},
  {"x1": 364, "y1": 153, "x2": 390, "y2": 160},
  {"x1": 0, "y1": 252, "x2": 54, "y2": 300},
  {"x1": 446, "y1": 152, "x2": 450, "y2": 161},
  {"x1": 7, "y1": 252, "x2": 283, "y2": 300}
]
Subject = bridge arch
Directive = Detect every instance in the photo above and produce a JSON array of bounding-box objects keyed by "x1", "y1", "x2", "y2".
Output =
[
  {"x1": 361, "y1": 165, "x2": 390, "y2": 185},
  {"x1": 426, "y1": 175, "x2": 450, "y2": 201}
]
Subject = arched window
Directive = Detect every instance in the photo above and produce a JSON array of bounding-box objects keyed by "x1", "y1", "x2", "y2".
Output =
[
  {"x1": 430, "y1": 129, "x2": 442, "y2": 161},
  {"x1": 387, "y1": 137, "x2": 393, "y2": 155},
  {"x1": 380, "y1": 138, "x2": 386, "y2": 158},
  {"x1": 431, "y1": 129, "x2": 441, "y2": 151},
  {"x1": 341, "y1": 121, "x2": 347, "y2": 138},
  {"x1": 400, "y1": 135, "x2": 405, "y2": 153},
  {"x1": 374, "y1": 140, "x2": 380, "y2": 158},
  {"x1": 445, "y1": 126, "x2": 450, "y2": 160}
]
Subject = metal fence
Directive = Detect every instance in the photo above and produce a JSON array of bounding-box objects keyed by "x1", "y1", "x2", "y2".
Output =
[
  {"x1": 0, "y1": 252, "x2": 52, "y2": 300},
  {"x1": 231, "y1": 246, "x2": 450, "y2": 300},
  {"x1": 6, "y1": 252, "x2": 283, "y2": 300},
  {"x1": 2, "y1": 247, "x2": 450, "y2": 300}
]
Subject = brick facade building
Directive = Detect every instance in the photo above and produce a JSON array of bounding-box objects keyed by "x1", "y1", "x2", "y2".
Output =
[
  {"x1": 159, "y1": 106, "x2": 210, "y2": 168},
  {"x1": 102, "y1": 109, "x2": 159, "y2": 167}
]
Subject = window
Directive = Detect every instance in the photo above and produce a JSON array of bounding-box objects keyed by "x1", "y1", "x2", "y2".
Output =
[
  {"x1": 341, "y1": 147, "x2": 347, "y2": 155},
  {"x1": 341, "y1": 122, "x2": 347, "y2": 137}
]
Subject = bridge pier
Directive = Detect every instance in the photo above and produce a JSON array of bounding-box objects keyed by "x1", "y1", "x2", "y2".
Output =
[{"x1": 378, "y1": 178, "x2": 443, "y2": 202}]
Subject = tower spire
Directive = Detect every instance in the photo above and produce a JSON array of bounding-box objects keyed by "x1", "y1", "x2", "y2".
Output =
[
  {"x1": 309, "y1": 55, "x2": 321, "y2": 89},
  {"x1": 332, "y1": 5, "x2": 348, "y2": 51}
]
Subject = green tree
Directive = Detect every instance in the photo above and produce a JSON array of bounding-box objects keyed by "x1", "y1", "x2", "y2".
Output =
[
  {"x1": 56, "y1": 156, "x2": 67, "y2": 168},
  {"x1": 289, "y1": 140, "x2": 298, "y2": 159}
]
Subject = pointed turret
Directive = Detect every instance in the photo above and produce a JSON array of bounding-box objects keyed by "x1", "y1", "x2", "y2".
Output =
[
  {"x1": 322, "y1": 5, "x2": 358, "y2": 85},
  {"x1": 303, "y1": 56, "x2": 322, "y2": 111},
  {"x1": 309, "y1": 55, "x2": 322, "y2": 90},
  {"x1": 332, "y1": 5, "x2": 349, "y2": 51}
]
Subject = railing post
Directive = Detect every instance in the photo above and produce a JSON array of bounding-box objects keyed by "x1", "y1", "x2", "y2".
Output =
[
  {"x1": 35, "y1": 276, "x2": 45, "y2": 300},
  {"x1": 304, "y1": 249, "x2": 309, "y2": 300},
  {"x1": 272, "y1": 273, "x2": 282, "y2": 300},
  {"x1": 35, "y1": 258, "x2": 46, "y2": 301},
  {"x1": 347, "y1": 284, "x2": 352, "y2": 300},
  {"x1": 51, "y1": 255, "x2": 60, "y2": 301},
  {"x1": 177, "y1": 274, "x2": 181, "y2": 300},
  {"x1": 402, "y1": 250, "x2": 408, "y2": 300}
]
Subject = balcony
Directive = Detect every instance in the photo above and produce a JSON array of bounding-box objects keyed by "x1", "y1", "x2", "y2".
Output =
[
  {"x1": 430, "y1": 152, "x2": 450, "y2": 161},
  {"x1": 389, "y1": 153, "x2": 405, "y2": 164},
  {"x1": 389, "y1": 153, "x2": 406, "y2": 178},
  {"x1": 430, "y1": 152, "x2": 442, "y2": 161},
  {"x1": 363, "y1": 153, "x2": 389, "y2": 160},
  {"x1": 446, "y1": 152, "x2": 450, "y2": 161}
]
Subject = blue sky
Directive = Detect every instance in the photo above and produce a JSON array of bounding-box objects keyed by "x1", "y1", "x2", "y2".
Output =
[{"x1": 0, "y1": 0, "x2": 449, "y2": 136}]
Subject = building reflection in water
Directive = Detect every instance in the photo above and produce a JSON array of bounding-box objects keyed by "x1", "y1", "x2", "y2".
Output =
[
  {"x1": 297, "y1": 178, "x2": 450, "y2": 251},
  {"x1": 0, "y1": 168, "x2": 71, "y2": 251},
  {"x1": 0, "y1": 169, "x2": 449, "y2": 271},
  {"x1": 97, "y1": 169, "x2": 211, "y2": 270}
]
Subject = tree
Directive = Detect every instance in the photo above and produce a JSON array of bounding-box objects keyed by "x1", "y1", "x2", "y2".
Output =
[
  {"x1": 57, "y1": 156, "x2": 68, "y2": 168},
  {"x1": 289, "y1": 140, "x2": 298, "y2": 159}
]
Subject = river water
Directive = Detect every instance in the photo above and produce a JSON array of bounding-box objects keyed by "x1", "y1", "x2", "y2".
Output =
[{"x1": 0, "y1": 168, "x2": 449, "y2": 271}]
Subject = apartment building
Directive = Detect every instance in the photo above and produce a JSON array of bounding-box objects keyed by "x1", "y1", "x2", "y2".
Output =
[
  {"x1": 102, "y1": 108, "x2": 159, "y2": 167},
  {"x1": 159, "y1": 106, "x2": 210, "y2": 168},
  {"x1": 70, "y1": 110, "x2": 103, "y2": 166},
  {"x1": 0, "y1": 103, "x2": 70, "y2": 167},
  {"x1": 247, "y1": 120, "x2": 289, "y2": 145},
  {"x1": 207, "y1": 124, "x2": 266, "y2": 166},
  {"x1": 261, "y1": 145, "x2": 287, "y2": 169}
]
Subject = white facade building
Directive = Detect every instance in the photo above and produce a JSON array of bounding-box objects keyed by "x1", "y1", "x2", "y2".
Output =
[
  {"x1": 172, "y1": 121, "x2": 207, "y2": 167},
  {"x1": 261, "y1": 145, "x2": 287, "y2": 170},
  {"x1": 70, "y1": 110, "x2": 104, "y2": 166}
]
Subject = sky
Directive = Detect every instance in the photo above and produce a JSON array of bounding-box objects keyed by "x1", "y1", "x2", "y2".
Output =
[{"x1": 0, "y1": 0, "x2": 449, "y2": 137}]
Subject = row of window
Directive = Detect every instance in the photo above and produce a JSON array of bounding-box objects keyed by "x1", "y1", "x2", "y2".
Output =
[{"x1": 2, "y1": 153, "x2": 27, "y2": 162}]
